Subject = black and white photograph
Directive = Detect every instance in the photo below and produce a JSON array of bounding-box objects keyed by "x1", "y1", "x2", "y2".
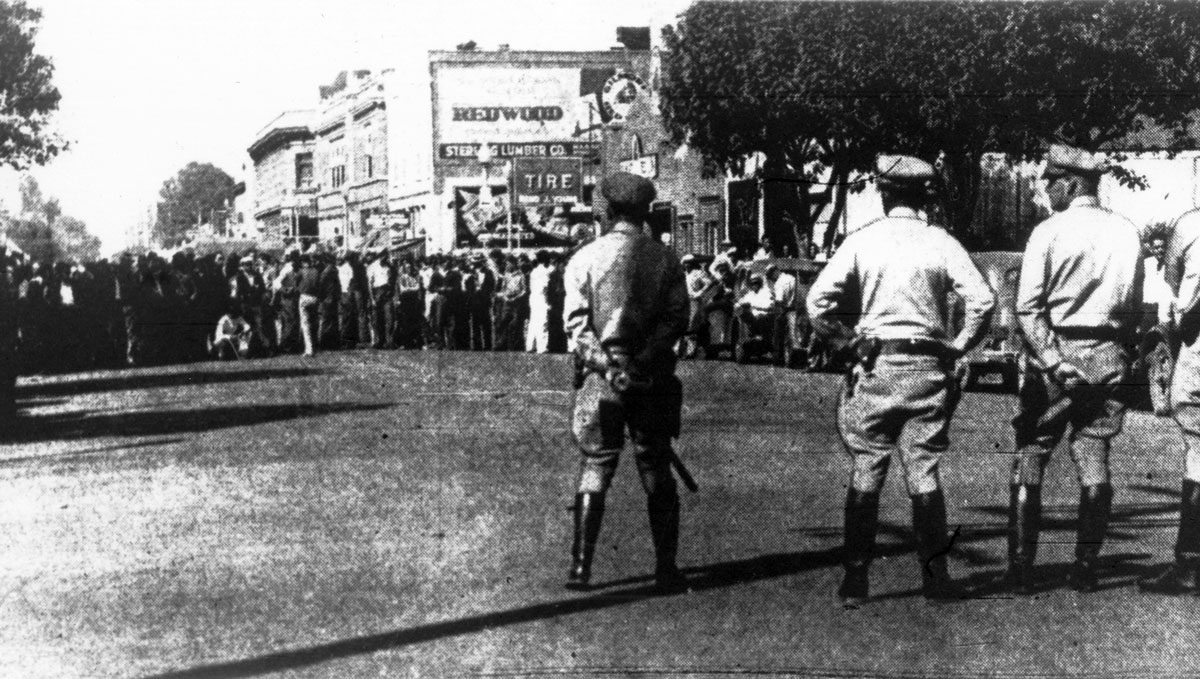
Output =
[{"x1": 2, "y1": 0, "x2": 1200, "y2": 677}]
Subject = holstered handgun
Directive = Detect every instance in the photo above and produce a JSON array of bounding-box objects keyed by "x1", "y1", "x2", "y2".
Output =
[
  {"x1": 607, "y1": 350, "x2": 653, "y2": 395},
  {"x1": 853, "y1": 336, "x2": 882, "y2": 373}
]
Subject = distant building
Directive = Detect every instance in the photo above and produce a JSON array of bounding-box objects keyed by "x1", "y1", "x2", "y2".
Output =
[
  {"x1": 313, "y1": 70, "x2": 389, "y2": 247},
  {"x1": 247, "y1": 110, "x2": 318, "y2": 244}
]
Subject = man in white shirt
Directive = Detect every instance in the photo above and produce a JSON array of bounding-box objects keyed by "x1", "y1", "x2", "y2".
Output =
[{"x1": 526, "y1": 250, "x2": 553, "y2": 353}]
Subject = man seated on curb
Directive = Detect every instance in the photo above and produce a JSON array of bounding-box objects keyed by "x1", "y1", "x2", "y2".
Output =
[{"x1": 212, "y1": 302, "x2": 254, "y2": 360}]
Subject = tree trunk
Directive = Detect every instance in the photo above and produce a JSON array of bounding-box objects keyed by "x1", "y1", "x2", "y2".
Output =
[
  {"x1": 939, "y1": 151, "x2": 983, "y2": 243},
  {"x1": 821, "y1": 163, "x2": 851, "y2": 252}
]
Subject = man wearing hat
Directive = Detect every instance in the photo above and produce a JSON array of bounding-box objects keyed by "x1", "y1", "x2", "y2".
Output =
[
  {"x1": 563, "y1": 171, "x2": 690, "y2": 594},
  {"x1": 999, "y1": 144, "x2": 1144, "y2": 595},
  {"x1": 807, "y1": 154, "x2": 995, "y2": 607},
  {"x1": 1138, "y1": 206, "x2": 1200, "y2": 595}
]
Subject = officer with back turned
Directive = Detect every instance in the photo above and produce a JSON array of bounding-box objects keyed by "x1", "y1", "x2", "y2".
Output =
[
  {"x1": 563, "y1": 171, "x2": 690, "y2": 594},
  {"x1": 807, "y1": 155, "x2": 995, "y2": 607},
  {"x1": 1001, "y1": 144, "x2": 1144, "y2": 595},
  {"x1": 1137, "y1": 206, "x2": 1200, "y2": 595}
]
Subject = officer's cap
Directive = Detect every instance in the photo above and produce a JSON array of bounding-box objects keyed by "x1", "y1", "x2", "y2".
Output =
[
  {"x1": 680, "y1": 254, "x2": 697, "y2": 265},
  {"x1": 875, "y1": 155, "x2": 937, "y2": 192},
  {"x1": 749, "y1": 273, "x2": 764, "y2": 284},
  {"x1": 1043, "y1": 143, "x2": 1109, "y2": 179},
  {"x1": 601, "y1": 172, "x2": 656, "y2": 209}
]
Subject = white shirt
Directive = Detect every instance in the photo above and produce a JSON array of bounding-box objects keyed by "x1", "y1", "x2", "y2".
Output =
[
  {"x1": 367, "y1": 260, "x2": 391, "y2": 289},
  {"x1": 770, "y1": 272, "x2": 797, "y2": 309},
  {"x1": 338, "y1": 262, "x2": 355, "y2": 293},
  {"x1": 529, "y1": 264, "x2": 551, "y2": 308},
  {"x1": 808, "y1": 207, "x2": 994, "y2": 351}
]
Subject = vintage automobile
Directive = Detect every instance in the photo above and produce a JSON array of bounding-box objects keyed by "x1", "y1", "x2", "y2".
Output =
[
  {"x1": 953, "y1": 251, "x2": 1024, "y2": 391},
  {"x1": 952, "y1": 251, "x2": 1174, "y2": 410}
]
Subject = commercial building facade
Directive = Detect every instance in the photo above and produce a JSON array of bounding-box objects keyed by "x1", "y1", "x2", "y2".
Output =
[{"x1": 247, "y1": 110, "x2": 318, "y2": 244}]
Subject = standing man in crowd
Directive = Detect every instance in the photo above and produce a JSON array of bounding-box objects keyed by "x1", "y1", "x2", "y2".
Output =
[
  {"x1": 1137, "y1": 209, "x2": 1200, "y2": 594},
  {"x1": 367, "y1": 249, "x2": 395, "y2": 350},
  {"x1": 563, "y1": 171, "x2": 690, "y2": 594},
  {"x1": 807, "y1": 155, "x2": 994, "y2": 607},
  {"x1": 1001, "y1": 144, "x2": 1144, "y2": 595},
  {"x1": 496, "y1": 255, "x2": 528, "y2": 350},
  {"x1": 466, "y1": 254, "x2": 495, "y2": 351},
  {"x1": 526, "y1": 250, "x2": 553, "y2": 354}
]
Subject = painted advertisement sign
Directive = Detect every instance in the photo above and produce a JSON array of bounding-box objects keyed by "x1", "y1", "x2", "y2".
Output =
[
  {"x1": 455, "y1": 185, "x2": 593, "y2": 249},
  {"x1": 437, "y1": 64, "x2": 646, "y2": 149}
]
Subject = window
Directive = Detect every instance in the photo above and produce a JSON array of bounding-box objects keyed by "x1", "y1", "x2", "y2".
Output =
[
  {"x1": 295, "y1": 153, "x2": 314, "y2": 190},
  {"x1": 363, "y1": 154, "x2": 374, "y2": 179},
  {"x1": 331, "y1": 165, "x2": 346, "y2": 188}
]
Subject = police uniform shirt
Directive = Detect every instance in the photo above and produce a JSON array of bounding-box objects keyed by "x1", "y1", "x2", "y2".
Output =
[
  {"x1": 1163, "y1": 209, "x2": 1200, "y2": 316},
  {"x1": 1016, "y1": 195, "x2": 1144, "y2": 369},
  {"x1": 807, "y1": 208, "x2": 994, "y2": 350},
  {"x1": 564, "y1": 221, "x2": 688, "y2": 362}
]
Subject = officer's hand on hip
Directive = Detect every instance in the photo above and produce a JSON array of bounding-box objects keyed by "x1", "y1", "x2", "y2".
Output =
[{"x1": 1052, "y1": 361, "x2": 1087, "y2": 388}]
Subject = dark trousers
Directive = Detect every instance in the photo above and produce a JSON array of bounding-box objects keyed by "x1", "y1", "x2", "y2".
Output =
[
  {"x1": 425, "y1": 293, "x2": 453, "y2": 349},
  {"x1": 394, "y1": 292, "x2": 423, "y2": 349},
  {"x1": 339, "y1": 292, "x2": 359, "y2": 348},
  {"x1": 318, "y1": 300, "x2": 339, "y2": 349},
  {"x1": 496, "y1": 300, "x2": 524, "y2": 351},
  {"x1": 371, "y1": 287, "x2": 394, "y2": 348},
  {"x1": 468, "y1": 301, "x2": 492, "y2": 351}
]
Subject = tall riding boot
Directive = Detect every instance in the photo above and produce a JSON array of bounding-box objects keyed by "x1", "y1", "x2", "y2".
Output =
[
  {"x1": 995, "y1": 484, "x2": 1042, "y2": 595},
  {"x1": 1068, "y1": 483, "x2": 1113, "y2": 592},
  {"x1": 911, "y1": 489, "x2": 962, "y2": 601},
  {"x1": 1139, "y1": 479, "x2": 1200, "y2": 595},
  {"x1": 647, "y1": 487, "x2": 687, "y2": 594},
  {"x1": 839, "y1": 489, "x2": 880, "y2": 608},
  {"x1": 565, "y1": 492, "x2": 605, "y2": 590}
]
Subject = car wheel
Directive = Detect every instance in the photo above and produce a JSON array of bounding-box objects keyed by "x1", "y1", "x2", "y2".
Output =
[{"x1": 1147, "y1": 341, "x2": 1174, "y2": 416}]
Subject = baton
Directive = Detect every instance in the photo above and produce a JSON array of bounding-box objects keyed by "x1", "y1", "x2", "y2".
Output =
[{"x1": 668, "y1": 446, "x2": 699, "y2": 493}]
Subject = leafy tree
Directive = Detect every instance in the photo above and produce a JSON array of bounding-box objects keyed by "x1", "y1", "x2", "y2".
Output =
[
  {"x1": 0, "y1": 0, "x2": 64, "y2": 169},
  {"x1": 5, "y1": 176, "x2": 101, "y2": 261},
  {"x1": 154, "y1": 162, "x2": 236, "y2": 248},
  {"x1": 661, "y1": 1, "x2": 1200, "y2": 250}
]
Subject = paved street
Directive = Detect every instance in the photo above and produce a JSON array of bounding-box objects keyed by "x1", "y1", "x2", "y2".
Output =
[{"x1": 1, "y1": 351, "x2": 1197, "y2": 678}]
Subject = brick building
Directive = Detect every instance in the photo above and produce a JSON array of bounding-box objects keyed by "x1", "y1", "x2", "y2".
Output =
[
  {"x1": 247, "y1": 110, "x2": 318, "y2": 243},
  {"x1": 312, "y1": 70, "x2": 389, "y2": 245}
]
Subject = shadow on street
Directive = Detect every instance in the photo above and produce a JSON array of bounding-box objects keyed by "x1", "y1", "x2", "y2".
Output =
[
  {"x1": 15, "y1": 367, "x2": 326, "y2": 399},
  {"x1": 6, "y1": 402, "x2": 391, "y2": 443}
]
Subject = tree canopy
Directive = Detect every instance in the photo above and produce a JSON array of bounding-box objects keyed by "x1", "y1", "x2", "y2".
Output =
[
  {"x1": 154, "y1": 162, "x2": 237, "y2": 248},
  {"x1": 661, "y1": 0, "x2": 1200, "y2": 249},
  {"x1": 0, "y1": 0, "x2": 64, "y2": 170},
  {"x1": 5, "y1": 176, "x2": 100, "y2": 262}
]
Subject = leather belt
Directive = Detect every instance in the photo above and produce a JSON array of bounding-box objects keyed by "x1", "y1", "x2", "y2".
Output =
[
  {"x1": 878, "y1": 338, "x2": 950, "y2": 358},
  {"x1": 1054, "y1": 326, "x2": 1131, "y2": 343}
]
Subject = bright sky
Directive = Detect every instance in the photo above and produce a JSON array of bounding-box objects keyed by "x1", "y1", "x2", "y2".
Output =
[{"x1": 2, "y1": 0, "x2": 692, "y2": 254}]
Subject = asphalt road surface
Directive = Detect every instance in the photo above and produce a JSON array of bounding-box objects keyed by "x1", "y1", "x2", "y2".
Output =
[{"x1": 1, "y1": 351, "x2": 1197, "y2": 678}]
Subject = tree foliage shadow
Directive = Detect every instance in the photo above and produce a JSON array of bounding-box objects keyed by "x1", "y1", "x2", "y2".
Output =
[
  {"x1": 7, "y1": 402, "x2": 391, "y2": 444},
  {"x1": 16, "y1": 367, "x2": 326, "y2": 399}
]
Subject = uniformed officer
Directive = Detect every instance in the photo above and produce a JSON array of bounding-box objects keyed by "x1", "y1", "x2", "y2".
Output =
[
  {"x1": 563, "y1": 171, "x2": 690, "y2": 594},
  {"x1": 1138, "y1": 209, "x2": 1200, "y2": 595},
  {"x1": 807, "y1": 155, "x2": 995, "y2": 607},
  {"x1": 1002, "y1": 144, "x2": 1144, "y2": 595}
]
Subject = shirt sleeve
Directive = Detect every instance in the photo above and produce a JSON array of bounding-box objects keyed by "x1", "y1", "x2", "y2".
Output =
[
  {"x1": 1015, "y1": 225, "x2": 1062, "y2": 371},
  {"x1": 942, "y1": 237, "x2": 996, "y2": 355},
  {"x1": 806, "y1": 243, "x2": 858, "y2": 346},
  {"x1": 563, "y1": 254, "x2": 595, "y2": 353},
  {"x1": 640, "y1": 254, "x2": 689, "y2": 364},
  {"x1": 1176, "y1": 234, "x2": 1200, "y2": 321}
]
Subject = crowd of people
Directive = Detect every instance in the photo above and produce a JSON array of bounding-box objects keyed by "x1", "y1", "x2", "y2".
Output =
[{"x1": 2, "y1": 245, "x2": 574, "y2": 376}]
